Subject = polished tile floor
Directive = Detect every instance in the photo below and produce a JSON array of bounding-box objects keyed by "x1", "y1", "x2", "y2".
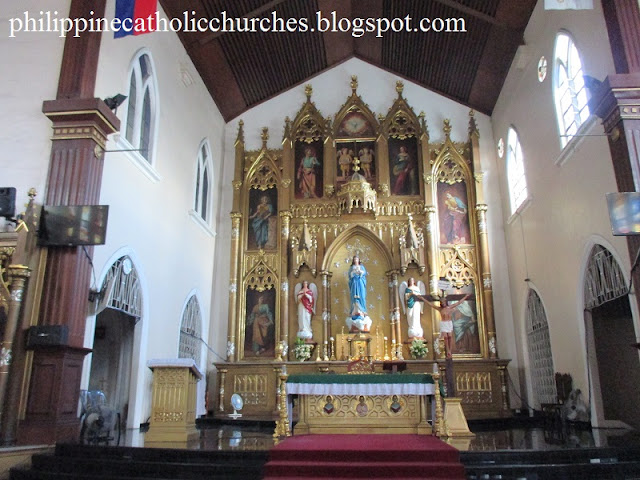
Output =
[{"x1": 116, "y1": 418, "x2": 640, "y2": 453}]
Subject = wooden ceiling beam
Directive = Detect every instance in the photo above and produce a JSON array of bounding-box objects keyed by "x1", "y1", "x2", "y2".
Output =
[
  {"x1": 467, "y1": 0, "x2": 536, "y2": 114},
  {"x1": 352, "y1": 0, "x2": 382, "y2": 64},
  {"x1": 318, "y1": 0, "x2": 355, "y2": 65},
  {"x1": 433, "y1": 0, "x2": 516, "y2": 30},
  {"x1": 190, "y1": 39, "x2": 247, "y2": 121},
  {"x1": 196, "y1": 0, "x2": 289, "y2": 46}
]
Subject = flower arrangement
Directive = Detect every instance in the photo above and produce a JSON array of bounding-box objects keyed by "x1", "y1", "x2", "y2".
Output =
[
  {"x1": 293, "y1": 337, "x2": 313, "y2": 362},
  {"x1": 409, "y1": 339, "x2": 428, "y2": 359}
]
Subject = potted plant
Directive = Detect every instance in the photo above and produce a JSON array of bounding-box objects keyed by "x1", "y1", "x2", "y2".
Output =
[
  {"x1": 409, "y1": 338, "x2": 428, "y2": 359},
  {"x1": 293, "y1": 337, "x2": 313, "y2": 362}
]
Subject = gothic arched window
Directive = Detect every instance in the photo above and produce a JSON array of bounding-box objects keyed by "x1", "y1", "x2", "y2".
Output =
[
  {"x1": 554, "y1": 32, "x2": 590, "y2": 148},
  {"x1": 507, "y1": 126, "x2": 528, "y2": 214},
  {"x1": 125, "y1": 51, "x2": 157, "y2": 163},
  {"x1": 194, "y1": 140, "x2": 213, "y2": 224}
]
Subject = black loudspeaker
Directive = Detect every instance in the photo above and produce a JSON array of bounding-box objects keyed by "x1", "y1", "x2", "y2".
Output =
[
  {"x1": 26, "y1": 325, "x2": 69, "y2": 348},
  {"x1": 0, "y1": 187, "x2": 16, "y2": 219}
]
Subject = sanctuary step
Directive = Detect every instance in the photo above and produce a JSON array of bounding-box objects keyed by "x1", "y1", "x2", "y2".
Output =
[
  {"x1": 9, "y1": 443, "x2": 269, "y2": 480},
  {"x1": 460, "y1": 446, "x2": 640, "y2": 480},
  {"x1": 263, "y1": 434, "x2": 466, "y2": 479}
]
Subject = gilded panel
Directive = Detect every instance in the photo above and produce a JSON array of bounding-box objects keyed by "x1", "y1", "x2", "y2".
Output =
[
  {"x1": 306, "y1": 394, "x2": 420, "y2": 419},
  {"x1": 232, "y1": 374, "x2": 269, "y2": 406}
]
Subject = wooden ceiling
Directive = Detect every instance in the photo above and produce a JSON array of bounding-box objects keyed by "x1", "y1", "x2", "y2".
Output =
[{"x1": 160, "y1": 0, "x2": 537, "y2": 122}]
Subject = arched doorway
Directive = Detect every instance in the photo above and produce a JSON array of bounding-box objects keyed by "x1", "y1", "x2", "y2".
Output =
[
  {"x1": 89, "y1": 256, "x2": 142, "y2": 430},
  {"x1": 525, "y1": 288, "x2": 556, "y2": 409},
  {"x1": 584, "y1": 244, "x2": 640, "y2": 429}
]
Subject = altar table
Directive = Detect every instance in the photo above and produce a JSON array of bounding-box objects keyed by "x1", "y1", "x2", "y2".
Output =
[{"x1": 286, "y1": 373, "x2": 438, "y2": 435}]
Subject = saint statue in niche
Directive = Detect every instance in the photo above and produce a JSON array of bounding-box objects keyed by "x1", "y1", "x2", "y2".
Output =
[{"x1": 346, "y1": 255, "x2": 372, "y2": 333}]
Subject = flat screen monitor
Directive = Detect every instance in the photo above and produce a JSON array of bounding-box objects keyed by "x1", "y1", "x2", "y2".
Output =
[
  {"x1": 606, "y1": 192, "x2": 640, "y2": 236},
  {"x1": 38, "y1": 205, "x2": 109, "y2": 247}
]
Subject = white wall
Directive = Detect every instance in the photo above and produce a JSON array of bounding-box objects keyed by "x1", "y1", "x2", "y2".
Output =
[
  {"x1": 0, "y1": 0, "x2": 69, "y2": 206},
  {"x1": 1, "y1": 0, "x2": 225, "y2": 427},
  {"x1": 491, "y1": 0, "x2": 633, "y2": 412},
  {"x1": 90, "y1": 0, "x2": 226, "y2": 425},
  {"x1": 213, "y1": 57, "x2": 517, "y2": 386}
]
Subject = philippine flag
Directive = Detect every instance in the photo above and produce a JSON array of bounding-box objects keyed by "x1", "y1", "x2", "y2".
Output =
[{"x1": 115, "y1": 0, "x2": 158, "y2": 38}]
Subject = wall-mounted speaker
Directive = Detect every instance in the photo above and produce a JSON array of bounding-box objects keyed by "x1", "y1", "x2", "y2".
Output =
[
  {"x1": 26, "y1": 325, "x2": 69, "y2": 349},
  {"x1": 0, "y1": 187, "x2": 16, "y2": 219}
]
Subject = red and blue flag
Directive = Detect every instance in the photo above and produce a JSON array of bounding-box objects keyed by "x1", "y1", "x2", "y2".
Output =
[{"x1": 114, "y1": 0, "x2": 157, "y2": 38}]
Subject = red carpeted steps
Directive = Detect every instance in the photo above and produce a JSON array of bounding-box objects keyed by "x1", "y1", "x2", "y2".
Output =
[{"x1": 263, "y1": 434, "x2": 466, "y2": 479}]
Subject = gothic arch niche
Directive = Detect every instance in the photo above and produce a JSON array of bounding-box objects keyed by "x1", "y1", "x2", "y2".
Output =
[
  {"x1": 288, "y1": 85, "x2": 327, "y2": 201},
  {"x1": 89, "y1": 255, "x2": 142, "y2": 430},
  {"x1": 322, "y1": 226, "x2": 394, "y2": 340},
  {"x1": 584, "y1": 244, "x2": 640, "y2": 429},
  {"x1": 381, "y1": 81, "x2": 425, "y2": 198},
  {"x1": 429, "y1": 128, "x2": 485, "y2": 358},
  {"x1": 241, "y1": 269, "x2": 278, "y2": 360},
  {"x1": 332, "y1": 76, "x2": 379, "y2": 190}
]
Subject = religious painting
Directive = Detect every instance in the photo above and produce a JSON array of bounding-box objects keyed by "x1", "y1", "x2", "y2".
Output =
[
  {"x1": 437, "y1": 181, "x2": 471, "y2": 245},
  {"x1": 441, "y1": 281, "x2": 480, "y2": 356},
  {"x1": 244, "y1": 288, "x2": 276, "y2": 358},
  {"x1": 388, "y1": 137, "x2": 419, "y2": 196},
  {"x1": 294, "y1": 140, "x2": 323, "y2": 199},
  {"x1": 335, "y1": 140, "x2": 376, "y2": 186},
  {"x1": 247, "y1": 187, "x2": 277, "y2": 250},
  {"x1": 336, "y1": 110, "x2": 375, "y2": 138}
]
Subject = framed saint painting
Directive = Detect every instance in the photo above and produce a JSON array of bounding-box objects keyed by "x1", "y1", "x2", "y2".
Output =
[
  {"x1": 437, "y1": 182, "x2": 471, "y2": 245},
  {"x1": 247, "y1": 187, "x2": 278, "y2": 250},
  {"x1": 294, "y1": 140, "x2": 323, "y2": 199},
  {"x1": 388, "y1": 137, "x2": 419, "y2": 196},
  {"x1": 440, "y1": 281, "x2": 480, "y2": 356},
  {"x1": 335, "y1": 140, "x2": 376, "y2": 185},
  {"x1": 244, "y1": 288, "x2": 277, "y2": 359}
]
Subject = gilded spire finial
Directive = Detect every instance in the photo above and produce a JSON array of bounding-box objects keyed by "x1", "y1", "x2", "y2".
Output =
[
  {"x1": 443, "y1": 119, "x2": 452, "y2": 138},
  {"x1": 396, "y1": 80, "x2": 404, "y2": 97},
  {"x1": 236, "y1": 120, "x2": 244, "y2": 143},
  {"x1": 283, "y1": 117, "x2": 291, "y2": 140},
  {"x1": 468, "y1": 109, "x2": 479, "y2": 138},
  {"x1": 261, "y1": 127, "x2": 269, "y2": 148},
  {"x1": 27, "y1": 187, "x2": 37, "y2": 199},
  {"x1": 305, "y1": 84, "x2": 313, "y2": 101},
  {"x1": 350, "y1": 75, "x2": 358, "y2": 94}
]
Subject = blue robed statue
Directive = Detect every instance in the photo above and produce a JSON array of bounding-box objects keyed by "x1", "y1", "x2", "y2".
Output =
[{"x1": 346, "y1": 255, "x2": 372, "y2": 333}]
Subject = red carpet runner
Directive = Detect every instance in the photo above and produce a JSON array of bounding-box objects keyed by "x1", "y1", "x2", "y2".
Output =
[{"x1": 263, "y1": 434, "x2": 466, "y2": 479}]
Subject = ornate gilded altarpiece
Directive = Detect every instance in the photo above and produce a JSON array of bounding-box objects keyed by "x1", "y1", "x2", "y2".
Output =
[{"x1": 215, "y1": 78, "x2": 510, "y2": 421}]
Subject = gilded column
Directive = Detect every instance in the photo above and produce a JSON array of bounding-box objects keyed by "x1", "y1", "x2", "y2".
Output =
[
  {"x1": 476, "y1": 205, "x2": 497, "y2": 358},
  {"x1": 391, "y1": 270, "x2": 404, "y2": 360},
  {"x1": 0, "y1": 265, "x2": 31, "y2": 426},
  {"x1": 218, "y1": 368, "x2": 227, "y2": 413},
  {"x1": 386, "y1": 272, "x2": 397, "y2": 358},
  {"x1": 320, "y1": 270, "x2": 331, "y2": 354},
  {"x1": 424, "y1": 205, "x2": 438, "y2": 297},
  {"x1": 280, "y1": 211, "x2": 292, "y2": 357},
  {"x1": 228, "y1": 213, "x2": 242, "y2": 362}
]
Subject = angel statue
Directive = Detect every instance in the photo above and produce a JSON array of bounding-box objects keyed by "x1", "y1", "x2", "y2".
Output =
[
  {"x1": 399, "y1": 277, "x2": 427, "y2": 339},
  {"x1": 295, "y1": 281, "x2": 317, "y2": 340}
]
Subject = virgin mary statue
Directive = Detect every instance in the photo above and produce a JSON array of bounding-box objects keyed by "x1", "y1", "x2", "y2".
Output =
[{"x1": 346, "y1": 255, "x2": 372, "y2": 333}]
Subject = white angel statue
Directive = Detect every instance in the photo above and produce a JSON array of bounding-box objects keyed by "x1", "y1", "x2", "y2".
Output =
[
  {"x1": 399, "y1": 277, "x2": 427, "y2": 339},
  {"x1": 294, "y1": 281, "x2": 317, "y2": 340}
]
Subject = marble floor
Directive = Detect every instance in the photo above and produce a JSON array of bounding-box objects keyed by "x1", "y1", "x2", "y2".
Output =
[{"x1": 115, "y1": 418, "x2": 640, "y2": 453}]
